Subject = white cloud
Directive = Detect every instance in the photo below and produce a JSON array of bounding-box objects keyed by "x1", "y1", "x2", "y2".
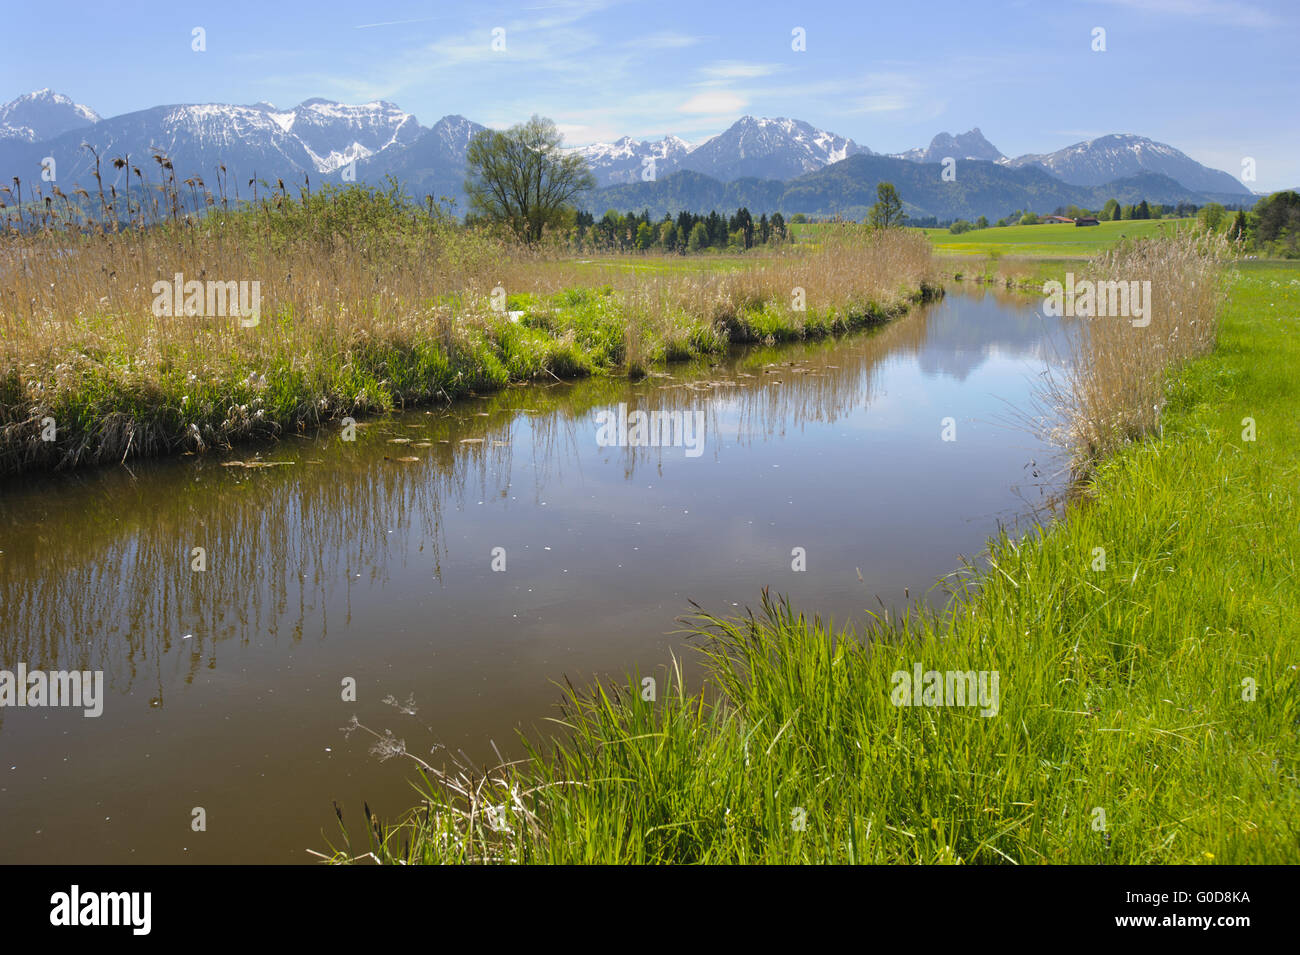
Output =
[{"x1": 679, "y1": 90, "x2": 749, "y2": 114}]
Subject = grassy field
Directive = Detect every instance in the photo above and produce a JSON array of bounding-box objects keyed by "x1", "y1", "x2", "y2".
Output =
[
  {"x1": 912, "y1": 218, "x2": 1213, "y2": 296},
  {"x1": 0, "y1": 190, "x2": 939, "y2": 477},
  {"x1": 923, "y1": 218, "x2": 1195, "y2": 258},
  {"x1": 326, "y1": 248, "x2": 1298, "y2": 864}
]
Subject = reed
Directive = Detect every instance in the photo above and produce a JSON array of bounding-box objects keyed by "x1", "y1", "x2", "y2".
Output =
[
  {"x1": 1040, "y1": 231, "x2": 1228, "y2": 472},
  {"x1": 0, "y1": 175, "x2": 939, "y2": 476}
]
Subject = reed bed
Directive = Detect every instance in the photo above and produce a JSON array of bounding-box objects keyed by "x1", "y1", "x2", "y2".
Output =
[
  {"x1": 1040, "y1": 232, "x2": 1229, "y2": 472},
  {"x1": 0, "y1": 178, "x2": 939, "y2": 476}
]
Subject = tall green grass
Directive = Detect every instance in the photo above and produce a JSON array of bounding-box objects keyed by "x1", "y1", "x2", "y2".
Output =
[{"x1": 323, "y1": 264, "x2": 1300, "y2": 864}]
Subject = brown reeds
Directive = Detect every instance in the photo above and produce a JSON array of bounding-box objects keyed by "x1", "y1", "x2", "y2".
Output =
[
  {"x1": 0, "y1": 164, "x2": 939, "y2": 476},
  {"x1": 1043, "y1": 230, "x2": 1229, "y2": 473}
]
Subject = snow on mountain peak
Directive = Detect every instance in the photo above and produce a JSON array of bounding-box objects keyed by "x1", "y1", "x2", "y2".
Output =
[{"x1": 0, "y1": 89, "x2": 100, "y2": 142}]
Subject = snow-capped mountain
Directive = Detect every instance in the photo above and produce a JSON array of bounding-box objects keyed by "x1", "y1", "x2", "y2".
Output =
[
  {"x1": 573, "y1": 135, "x2": 693, "y2": 186},
  {"x1": 0, "y1": 89, "x2": 99, "y2": 143},
  {"x1": 1001, "y1": 133, "x2": 1251, "y2": 195},
  {"x1": 678, "y1": 116, "x2": 870, "y2": 181},
  {"x1": 118, "y1": 99, "x2": 419, "y2": 177},
  {"x1": 893, "y1": 128, "x2": 1005, "y2": 164},
  {"x1": 0, "y1": 93, "x2": 425, "y2": 197},
  {"x1": 0, "y1": 89, "x2": 1255, "y2": 213},
  {"x1": 275, "y1": 98, "x2": 421, "y2": 173}
]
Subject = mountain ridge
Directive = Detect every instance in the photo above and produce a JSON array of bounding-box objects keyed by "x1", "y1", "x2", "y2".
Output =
[{"x1": 0, "y1": 90, "x2": 1256, "y2": 221}]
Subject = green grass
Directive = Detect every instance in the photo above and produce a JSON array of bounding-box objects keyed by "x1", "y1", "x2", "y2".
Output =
[
  {"x1": 564, "y1": 253, "x2": 754, "y2": 275},
  {"x1": 923, "y1": 218, "x2": 1194, "y2": 258},
  {"x1": 331, "y1": 265, "x2": 1300, "y2": 864}
]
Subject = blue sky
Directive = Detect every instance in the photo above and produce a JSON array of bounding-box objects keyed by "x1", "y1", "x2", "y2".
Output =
[{"x1": 3, "y1": 0, "x2": 1297, "y2": 189}]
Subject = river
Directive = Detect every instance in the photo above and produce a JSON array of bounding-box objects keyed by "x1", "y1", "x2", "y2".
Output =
[{"x1": 0, "y1": 285, "x2": 1075, "y2": 862}]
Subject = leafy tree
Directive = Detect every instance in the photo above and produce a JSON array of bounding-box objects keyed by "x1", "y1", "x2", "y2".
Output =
[
  {"x1": 1253, "y1": 191, "x2": 1300, "y2": 255},
  {"x1": 975, "y1": 215, "x2": 989, "y2": 230},
  {"x1": 949, "y1": 219, "x2": 973, "y2": 234},
  {"x1": 688, "y1": 221, "x2": 709, "y2": 252},
  {"x1": 1135, "y1": 199, "x2": 1151, "y2": 220},
  {"x1": 1019, "y1": 212, "x2": 1039, "y2": 225},
  {"x1": 635, "y1": 221, "x2": 655, "y2": 250},
  {"x1": 1198, "y1": 202, "x2": 1226, "y2": 232},
  {"x1": 1102, "y1": 199, "x2": 1120, "y2": 221},
  {"x1": 464, "y1": 115, "x2": 595, "y2": 243},
  {"x1": 868, "y1": 182, "x2": 905, "y2": 229}
]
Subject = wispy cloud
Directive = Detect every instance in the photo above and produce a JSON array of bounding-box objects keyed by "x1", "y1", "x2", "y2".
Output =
[
  {"x1": 639, "y1": 31, "x2": 706, "y2": 49},
  {"x1": 1086, "y1": 0, "x2": 1280, "y2": 28},
  {"x1": 354, "y1": 16, "x2": 448, "y2": 30},
  {"x1": 698, "y1": 61, "x2": 782, "y2": 81},
  {"x1": 679, "y1": 90, "x2": 749, "y2": 114}
]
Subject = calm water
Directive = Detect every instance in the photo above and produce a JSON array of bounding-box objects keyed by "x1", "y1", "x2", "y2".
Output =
[{"x1": 0, "y1": 286, "x2": 1074, "y2": 863}]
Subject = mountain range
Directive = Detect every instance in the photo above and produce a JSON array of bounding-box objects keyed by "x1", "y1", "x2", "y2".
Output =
[{"x1": 0, "y1": 89, "x2": 1256, "y2": 223}]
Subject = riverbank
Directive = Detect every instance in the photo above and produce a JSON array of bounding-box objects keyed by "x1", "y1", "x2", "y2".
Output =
[
  {"x1": 328, "y1": 258, "x2": 1299, "y2": 864},
  {"x1": 0, "y1": 193, "x2": 939, "y2": 477}
]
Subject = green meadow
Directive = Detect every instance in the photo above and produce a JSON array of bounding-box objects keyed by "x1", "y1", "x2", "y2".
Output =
[{"x1": 923, "y1": 218, "x2": 1195, "y2": 257}]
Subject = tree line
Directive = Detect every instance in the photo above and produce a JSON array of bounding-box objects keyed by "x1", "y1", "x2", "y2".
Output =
[
  {"x1": 571, "y1": 207, "x2": 791, "y2": 252},
  {"x1": 945, "y1": 199, "x2": 1244, "y2": 234}
]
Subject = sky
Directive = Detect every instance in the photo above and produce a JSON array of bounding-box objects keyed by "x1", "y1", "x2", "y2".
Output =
[{"x1": 2, "y1": 0, "x2": 1297, "y2": 190}]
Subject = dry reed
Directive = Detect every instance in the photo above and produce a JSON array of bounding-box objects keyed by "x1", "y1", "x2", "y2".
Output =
[{"x1": 0, "y1": 176, "x2": 939, "y2": 475}]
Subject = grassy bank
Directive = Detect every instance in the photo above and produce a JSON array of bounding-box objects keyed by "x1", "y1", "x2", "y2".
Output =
[
  {"x1": 326, "y1": 255, "x2": 1298, "y2": 864},
  {"x1": 0, "y1": 186, "x2": 939, "y2": 477}
]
